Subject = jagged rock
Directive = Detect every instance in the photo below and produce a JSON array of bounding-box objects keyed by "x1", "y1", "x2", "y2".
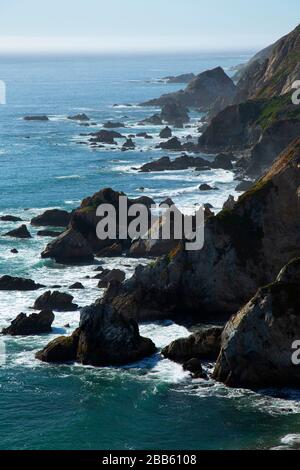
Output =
[
  {"x1": 0, "y1": 215, "x2": 23, "y2": 222},
  {"x1": 235, "y1": 180, "x2": 254, "y2": 192},
  {"x1": 159, "y1": 127, "x2": 172, "y2": 139},
  {"x1": 139, "y1": 114, "x2": 162, "y2": 125},
  {"x1": 0, "y1": 275, "x2": 44, "y2": 291},
  {"x1": 122, "y1": 138, "x2": 135, "y2": 150},
  {"x1": 98, "y1": 269, "x2": 125, "y2": 288},
  {"x1": 4, "y1": 225, "x2": 32, "y2": 238},
  {"x1": 36, "y1": 302, "x2": 156, "y2": 366},
  {"x1": 96, "y1": 243, "x2": 123, "y2": 257},
  {"x1": 37, "y1": 230, "x2": 62, "y2": 237},
  {"x1": 214, "y1": 257, "x2": 300, "y2": 389},
  {"x1": 162, "y1": 326, "x2": 224, "y2": 361},
  {"x1": 23, "y1": 115, "x2": 49, "y2": 121},
  {"x1": 31, "y1": 209, "x2": 71, "y2": 227},
  {"x1": 69, "y1": 282, "x2": 84, "y2": 289},
  {"x1": 41, "y1": 228, "x2": 94, "y2": 264},
  {"x1": 33, "y1": 291, "x2": 78, "y2": 311},
  {"x1": 211, "y1": 153, "x2": 234, "y2": 170},
  {"x1": 68, "y1": 113, "x2": 90, "y2": 121},
  {"x1": 222, "y1": 195, "x2": 236, "y2": 210},
  {"x1": 103, "y1": 121, "x2": 125, "y2": 128},
  {"x1": 104, "y1": 139, "x2": 300, "y2": 321},
  {"x1": 2, "y1": 310, "x2": 54, "y2": 336}
]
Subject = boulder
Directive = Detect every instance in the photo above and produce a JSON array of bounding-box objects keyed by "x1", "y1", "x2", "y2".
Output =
[
  {"x1": 36, "y1": 302, "x2": 156, "y2": 366},
  {"x1": 0, "y1": 275, "x2": 44, "y2": 291},
  {"x1": 159, "y1": 126, "x2": 172, "y2": 139},
  {"x1": 98, "y1": 269, "x2": 125, "y2": 288},
  {"x1": 162, "y1": 326, "x2": 224, "y2": 361},
  {"x1": 41, "y1": 228, "x2": 94, "y2": 264},
  {"x1": 199, "y1": 184, "x2": 214, "y2": 191},
  {"x1": 2, "y1": 310, "x2": 54, "y2": 336},
  {"x1": 139, "y1": 114, "x2": 162, "y2": 125},
  {"x1": 0, "y1": 215, "x2": 23, "y2": 222},
  {"x1": 140, "y1": 155, "x2": 208, "y2": 173},
  {"x1": 67, "y1": 113, "x2": 90, "y2": 121},
  {"x1": 4, "y1": 224, "x2": 32, "y2": 238},
  {"x1": 214, "y1": 257, "x2": 300, "y2": 389},
  {"x1": 89, "y1": 129, "x2": 124, "y2": 144},
  {"x1": 33, "y1": 291, "x2": 78, "y2": 311},
  {"x1": 158, "y1": 137, "x2": 182, "y2": 151},
  {"x1": 183, "y1": 358, "x2": 207, "y2": 379},
  {"x1": 10, "y1": 248, "x2": 18, "y2": 254},
  {"x1": 31, "y1": 209, "x2": 71, "y2": 227},
  {"x1": 69, "y1": 282, "x2": 84, "y2": 289}
]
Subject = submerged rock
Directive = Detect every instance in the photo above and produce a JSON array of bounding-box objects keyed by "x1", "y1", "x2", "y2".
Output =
[
  {"x1": 4, "y1": 224, "x2": 32, "y2": 238},
  {"x1": 33, "y1": 291, "x2": 78, "y2": 311},
  {"x1": 214, "y1": 257, "x2": 300, "y2": 389},
  {"x1": 31, "y1": 209, "x2": 71, "y2": 227},
  {"x1": 2, "y1": 310, "x2": 54, "y2": 336},
  {"x1": 199, "y1": 184, "x2": 214, "y2": 191},
  {"x1": 0, "y1": 275, "x2": 44, "y2": 291},
  {"x1": 23, "y1": 115, "x2": 49, "y2": 121},
  {"x1": 36, "y1": 302, "x2": 156, "y2": 366},
  {"x1": 69, "y1": 282, "x2": 84, "y2": 290},
  {"x1": 103, "y1": 121, "x2": 125, "y2": 128}
]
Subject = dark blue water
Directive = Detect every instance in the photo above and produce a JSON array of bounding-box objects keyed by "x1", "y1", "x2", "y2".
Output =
[{"x1": 0, "y1": 53, "x2": 299, "y2": 450}]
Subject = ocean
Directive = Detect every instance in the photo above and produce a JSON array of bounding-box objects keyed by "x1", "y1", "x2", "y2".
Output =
[{"x1": 0, "y1": 52, "x2": 299, "y2": 450}]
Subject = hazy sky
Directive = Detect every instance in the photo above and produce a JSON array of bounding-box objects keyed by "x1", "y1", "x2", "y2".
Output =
[{"x1": 0, "y1": 0, "x2": 299, "y2": 54}]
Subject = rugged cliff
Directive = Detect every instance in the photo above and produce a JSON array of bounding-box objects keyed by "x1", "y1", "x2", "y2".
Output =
[{"x1": 105, "y1": 139, "x2": 300, "y2": 322}]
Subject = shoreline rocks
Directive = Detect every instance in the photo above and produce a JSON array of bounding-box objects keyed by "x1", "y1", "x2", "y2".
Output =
[
  {"x1": 31, "y1": 209, "x2": 71, "y2": 227},
  {"x1": 0, "y1": 275, "x2": 44, "y2": 291},
  {"x1": 4, "y1": 225, "x2": 32, "y2": 238},
  {"x1": 33, "y1": 291, "x2": 78, "y2": 311},
  {"x1": 2, "y1": 310, "x2": 54, "y2": 336},
  {"x1": 36, "y1": 302, "x2": 156, "y2": 366}
]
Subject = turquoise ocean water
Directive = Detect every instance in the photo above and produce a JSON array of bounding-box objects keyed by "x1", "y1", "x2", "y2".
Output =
[{"x1": 0, "y1": 53, "x2": 300, "y2": 450}]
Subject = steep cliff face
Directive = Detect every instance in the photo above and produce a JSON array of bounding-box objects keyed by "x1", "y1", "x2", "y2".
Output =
[
  {"x1": 236, "y1": 24, "x2": 300, "y2": 101},
  {"x1": 141, "y1": 67, "x2": 236, "y2": 111},
  {"x1": 105, "y1": 139, "x2": 300, "y2": 322},
  {"x1": 213, "y1": 257, "x2": 300, "y2": 389}
]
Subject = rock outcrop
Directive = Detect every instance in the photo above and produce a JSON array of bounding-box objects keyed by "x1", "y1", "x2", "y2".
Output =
[
  {"x1": 67, "y1": 113, "x2": 90, "y2": 121},
  {"x1": 162, "y1": 325, "x2": 224, "y2": 361},
  {"x1": 36, "y1": 302, "x2": 156, "y2": 366},
  {"x1": 159, "y1": 126, "x2": 172, "y2": 139},
  {"x1": 2, "y1": 310, "x2": 54, "y2": 336},
  {"x1": 4, "y1": 225, "x2": 32, "y2": 238},
  {"x1": 31, "y1": 209, "x2": 71, "y2": 227},
  {"x1": 23, "y1": 115, "x2": 49, "y2": 121},
  {"x1": 142, "y1": 67, "x2": 236, "y2": 112},
  {"x1": 0, "y1": 215, "x2": 23, "y2": 222},
  {"x1": 0, "y1": 275, "x2": 44, "y2": 291},
  {"x1": 33, "y1": 291, "x2": 78, "y2": 311},
  {"x1": 103, "y1": 139, "x2": 300, "y2": 321},
  {"x1": 140, "y1": 155, "x2": 209, "y2": 172},
  {"x1": 41, "y1": 228, "x2": 94, "y2": 264},
  {"x1": 97, "y1": 269, "x2": 126, "y2": 288},
  {"x1": 103, "y1": 121, "x2": 125, "y2": 128},
  {"x1": 214, "y1": 257, "x2": 300, "y2": 389}
]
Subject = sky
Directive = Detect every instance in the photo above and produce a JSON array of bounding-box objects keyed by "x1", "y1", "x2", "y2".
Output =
[{"x1": 0, "y1": 0, "x2": 299, "y2": 54}]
